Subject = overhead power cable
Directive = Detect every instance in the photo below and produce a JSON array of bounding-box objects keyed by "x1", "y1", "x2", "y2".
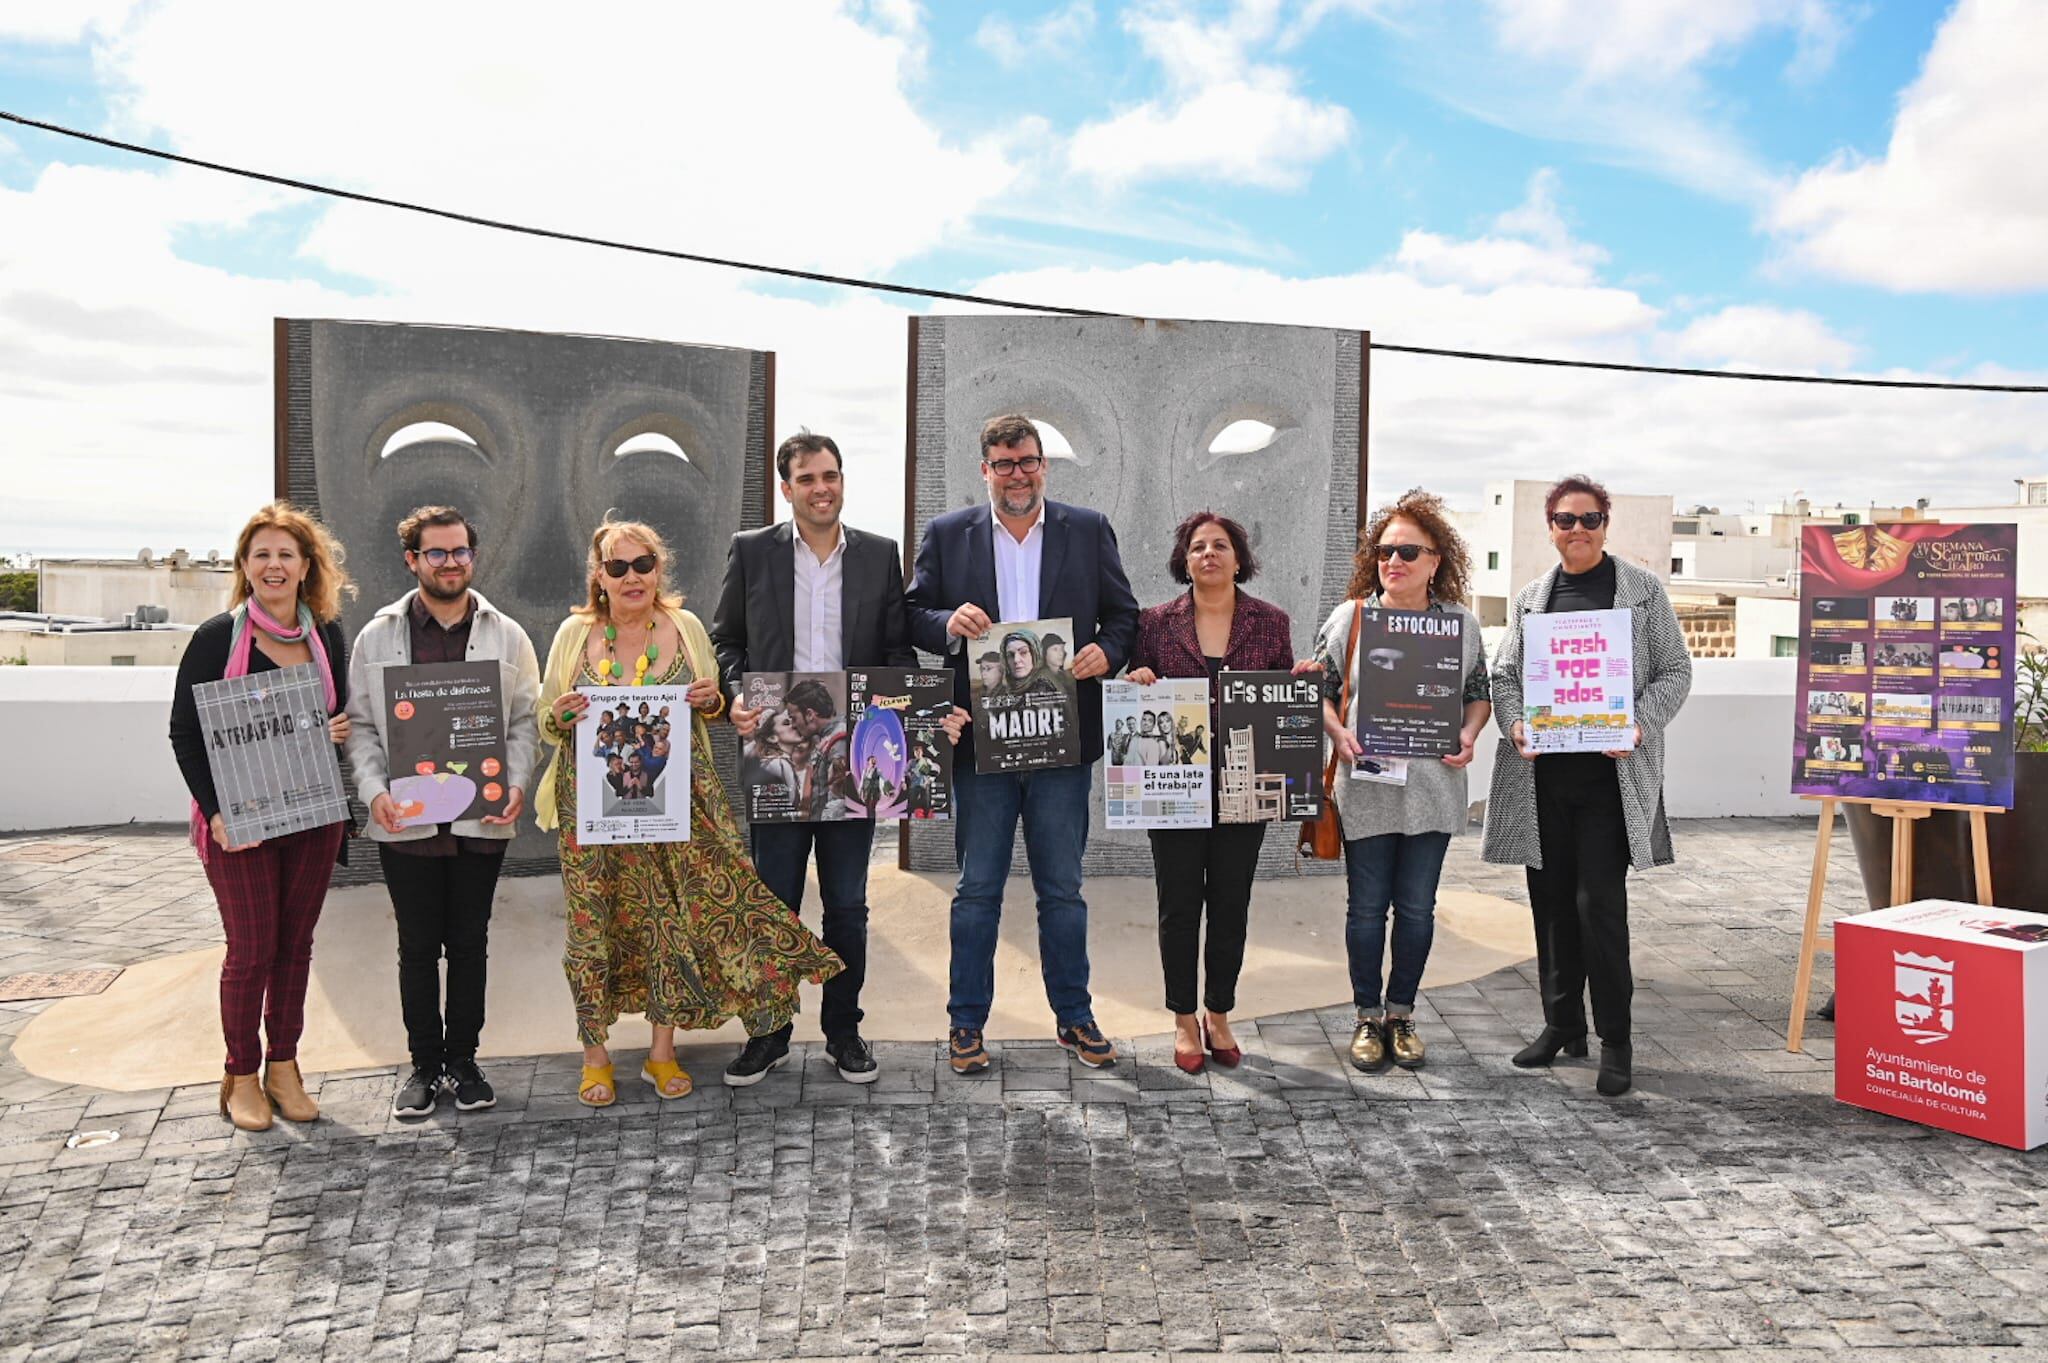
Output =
[{"x1": 5, "y1": 108, "x2": 2045, "y2": 396}]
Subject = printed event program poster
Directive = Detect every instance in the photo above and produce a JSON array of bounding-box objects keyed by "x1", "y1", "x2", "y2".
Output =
[
  {"x1": 739, "y1": 671, "x2": 852, "y2": 822},
  {"x1": 383, "y1": 662, "x2": 506, "y2": 827},
  {"x1": 574, "y1": 683, "x2": 689, "y2": 844},
  {"x1": 847, "y1": 668, "x2": 955, "y2": 820},
  {"x1": 1216, "y1": 671, "x2": 1323, "y2": 822},
  {"x1": 194, "y1": 662, "x2": 351, "y2": 845},
  {"x1": 970, "y1": 617, "x2": 1080, "y2": 774},
  {"x1": 1522, "y1": 609, "x2": 1636, "y2": 753},
  {"x1": 1792, "y1": 522, "x2": 2018, "y2": 807},
  {"x1": 1353, "y1": 608, "x2": 1465, "y2": 758},
  {"x1": 1102, "y1": 678, "x2": 1212, "y2": 829}
]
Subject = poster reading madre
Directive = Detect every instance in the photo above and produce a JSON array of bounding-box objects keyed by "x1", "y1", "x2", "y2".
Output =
[
  {"x1": 1791, "y1": 523, "x2": 2018, "y2": 808},
  {"x1": 383, "y1": 661, "x2": 507, "y2": 827},
  {"x1": 970, "y1": 618, "x2": 1080, "y2": 774}
]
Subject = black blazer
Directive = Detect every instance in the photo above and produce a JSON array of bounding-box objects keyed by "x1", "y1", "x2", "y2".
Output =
[
  {"x1": 709, "y1": 521, "x2": 917, "y2": 693},
  {"x1": 905, "y1": 500, "x2": 1140, "y2": 765}
]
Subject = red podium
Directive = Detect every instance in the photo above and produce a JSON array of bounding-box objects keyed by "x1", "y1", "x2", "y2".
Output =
[{"x1": 1835, "y1": 900, "x2": 2048, "y2": 1150}]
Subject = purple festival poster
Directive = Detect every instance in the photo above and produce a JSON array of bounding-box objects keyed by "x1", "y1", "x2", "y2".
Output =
[{"x1": 1791, "y1": 522, "x2": 2018, "y2": 808}]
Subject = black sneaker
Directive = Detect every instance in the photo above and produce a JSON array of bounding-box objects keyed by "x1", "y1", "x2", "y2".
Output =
[
  {"x1": 391, "y1": 1062, "x2": 441, "y2": 1119},
  {"x1": 1055, "y1": 1021, "x2": 1118, "y2": 1069},
  {"x1": 825, "y1": 1034, "x2": 880, "y2": 1085},
  {"x1": 445, "y1": 1058, "x2": 496, "y2": 1111},
  {"x1": 723, "y1": 1023, "x2": 793, "y2": 1087}
]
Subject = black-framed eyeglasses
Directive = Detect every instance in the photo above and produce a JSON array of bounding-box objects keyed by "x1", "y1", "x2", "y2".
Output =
[
  {"x1": 603, "y1": 554, "x2": 659, "y2": 579},
  {"x1": 412, "y1": 546, "x2": 474, "y2": 567},
  {"x1": 1550, "y1": 511, "x2": 1608, "y2": 531},
  {"x1": 1374, "y1": 543, "x2": 1438, "y2": 562},
  {"x1": 985, "y1": 455, "x2": 1046, "y2": 475}
]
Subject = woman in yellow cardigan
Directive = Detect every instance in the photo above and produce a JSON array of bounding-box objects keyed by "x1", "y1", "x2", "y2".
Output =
[{"x1": 536, "y1": 519, "x2": 840, "y2": 1105}]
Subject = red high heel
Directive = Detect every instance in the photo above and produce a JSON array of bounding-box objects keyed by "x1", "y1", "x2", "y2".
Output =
[
  {"x1": 1173, "y1": 1020, "x2": 1206, "y2": 1074},
  {"x1": 1202, "y1": 1020, "x2": 1242, "y2": 1068}
]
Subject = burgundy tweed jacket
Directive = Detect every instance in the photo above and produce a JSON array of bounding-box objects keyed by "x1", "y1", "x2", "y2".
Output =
[{"x1": 1130, "y1": 589, "x2": 1297, "y2": 681}]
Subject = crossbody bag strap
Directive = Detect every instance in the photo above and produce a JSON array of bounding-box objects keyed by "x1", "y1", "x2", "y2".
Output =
[{"x1": 1322, "y1": 598, "x2": 1363, "y2": 787}]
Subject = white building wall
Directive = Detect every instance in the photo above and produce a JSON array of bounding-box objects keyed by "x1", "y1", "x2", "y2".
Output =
[{"x1": 39, "y1": 559, "x2": 234, "y2": 626}]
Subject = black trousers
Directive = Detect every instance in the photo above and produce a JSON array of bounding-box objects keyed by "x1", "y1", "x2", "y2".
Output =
[
  {"x1": 378, "y1": 845, "x2": 505, "y2": 1068},
  {"x1": 749, "y1": 820, "x2": 871, "y2": 1041},
  {"x1": 1525, "y1": 757, "x2": 1633, "y2": 1044},
  {"x1": 1148, "y1": 823, "x2": 1266, "y2": 1015}
]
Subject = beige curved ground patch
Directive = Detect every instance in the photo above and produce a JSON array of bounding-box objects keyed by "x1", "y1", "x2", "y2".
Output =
[{"x1": 14, "y1": 867, "x2": 1532, "y2": 1091}]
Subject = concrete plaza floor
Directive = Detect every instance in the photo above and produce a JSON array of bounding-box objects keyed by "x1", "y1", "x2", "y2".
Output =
[{"x1": 1, "y1": 818, "x2": 2043, "y2": 1361}]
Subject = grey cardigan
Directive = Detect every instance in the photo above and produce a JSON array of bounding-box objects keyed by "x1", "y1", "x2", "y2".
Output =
[{"x1": 1481, "y1": 558, "x2": 1693, "y2": 871}]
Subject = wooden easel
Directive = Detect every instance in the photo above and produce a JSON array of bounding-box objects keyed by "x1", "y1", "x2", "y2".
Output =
[{"x1": 1786, "y1": 796, "x2": 2002, "y2": 1052}]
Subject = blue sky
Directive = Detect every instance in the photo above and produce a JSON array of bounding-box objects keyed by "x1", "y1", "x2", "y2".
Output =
[{"x1": 1, "y1": 1, "x2": 2044, "y2": 556}]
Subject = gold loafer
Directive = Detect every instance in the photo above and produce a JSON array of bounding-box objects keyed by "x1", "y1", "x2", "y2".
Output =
[{"x1": 1348, "y1": 1016, "x2": 1388, "y2": 1073}]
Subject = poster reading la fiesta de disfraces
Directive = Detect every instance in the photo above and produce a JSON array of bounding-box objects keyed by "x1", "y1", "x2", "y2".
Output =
[
  {"x1": 383, "y1": 661, "x2": 508, "y2": 827},
  {"x1": 1792, "y1": 523, "x2": 2019, "y2": 808}
]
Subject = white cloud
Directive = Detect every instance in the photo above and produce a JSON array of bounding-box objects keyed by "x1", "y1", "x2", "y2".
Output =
[
  {"x1": 1484, "y1": 0, "x2": 1844, "y2": 83},
  {"x1": 1396, "y1": 168, "x2": 1607, "y2": 288},
  {"x1": 1067, "y1": 0, "x2": 1354, "y2": 189},
  {"x1": 0, "y1": 0, "x2": 139, "y2": 44},
  {"x1": 1665, "y1": 305, "x2": 1860, "y2": 373},
  {"x1": 1769, "y1": 0, "x2": 2048, "y2": 294},
  {"x1": 975, "y1": 0, "x2": 1096, "y2": 65}
]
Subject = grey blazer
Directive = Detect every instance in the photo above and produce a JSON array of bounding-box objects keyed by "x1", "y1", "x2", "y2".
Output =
[
  {"x1": 1482, "y1": 557, "x2": 1693, "y2": 871},
  {"x1": 708, "y1": 521, "x2": 918, "y2": 693}
]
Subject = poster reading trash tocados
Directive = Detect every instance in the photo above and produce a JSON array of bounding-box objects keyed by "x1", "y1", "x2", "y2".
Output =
[
  {"x1": 1792, "y1": 522, "x2": 2018, "y2": 807},
  {"x1": 383, "y1": 661, "x2": 507, "y2": 827},
  {"x1": 1521, "y1": 609, "x2": 1635, "y2": 753},
  {"x1": 969, "y1": 618, "x2": 1080, "y2": 774}
]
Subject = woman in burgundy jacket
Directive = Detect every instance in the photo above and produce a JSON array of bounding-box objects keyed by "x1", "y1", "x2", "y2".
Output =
[{"x1": 1126, "y1": 510, "x2": 1315, "y2": 1073}]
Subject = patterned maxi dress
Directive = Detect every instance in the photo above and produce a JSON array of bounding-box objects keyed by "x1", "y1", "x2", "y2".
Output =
[{"x1": 555, "y1": 651, "x2": 842, "y2": 1045}]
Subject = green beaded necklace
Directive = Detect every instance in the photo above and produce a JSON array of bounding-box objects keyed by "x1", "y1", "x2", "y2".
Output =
[{"x1": 601, "y1": 618, "x2": 660, "y2": 686}]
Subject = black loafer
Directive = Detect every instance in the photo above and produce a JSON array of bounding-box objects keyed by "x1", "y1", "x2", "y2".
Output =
[
  {"x1": 825, "y1": 1034, "x2": 880, "y2": 1084},
  {"x1": 724, "y1": 1023, "x2": 793, "y2": 1087}
]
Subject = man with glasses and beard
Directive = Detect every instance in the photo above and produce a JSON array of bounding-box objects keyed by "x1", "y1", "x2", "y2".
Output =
[{"x1": 344, "y1": 506, "x2": 541, "y2": 1119}]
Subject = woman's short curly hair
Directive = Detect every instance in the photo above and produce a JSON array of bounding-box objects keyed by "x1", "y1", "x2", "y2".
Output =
[
  {"x1": 1345, "y1": 488, "x2": 1473, "y2": 605},
  {"x1": 1167, "y1": 510, "x2": 1259, "y2": 585}
]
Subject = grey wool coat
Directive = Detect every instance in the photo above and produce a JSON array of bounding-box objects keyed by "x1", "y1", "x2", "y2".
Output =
[{"x1": 1482, "y1": 557, "x2": 1693, "y2": 872}]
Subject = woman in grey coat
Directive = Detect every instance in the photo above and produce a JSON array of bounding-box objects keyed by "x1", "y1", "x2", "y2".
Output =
[{"x1": 1483, "y1": 475, "x2": 1692, "y2": 1096}]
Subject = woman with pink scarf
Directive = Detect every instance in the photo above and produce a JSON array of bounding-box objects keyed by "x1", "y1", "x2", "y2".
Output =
[{"x1": 169, "y1": 503, "x2": 355, "y2": 1131}]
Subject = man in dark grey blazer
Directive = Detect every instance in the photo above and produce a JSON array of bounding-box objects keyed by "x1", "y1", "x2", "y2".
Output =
[{"x1": 710, "y1": 430, "x2": 921, "y2": 1086}]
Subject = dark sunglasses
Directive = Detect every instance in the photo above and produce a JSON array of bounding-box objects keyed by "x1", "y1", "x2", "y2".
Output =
[
  {"x1": 412, "y1": 546, "x2": 474, "y2": 567},
  {"x1": 1374, "y1": 543, "x2": 1438, "y2": 562},
  {"x1": 985, "y1": 455, "x2": 1046, "y2": 475},
  {"x1": 1550, "y1": 511, "x2": 1608, "y2": 531},
  {"x1": 603, "y1": 554, "x2": 659, "y2": 579}
]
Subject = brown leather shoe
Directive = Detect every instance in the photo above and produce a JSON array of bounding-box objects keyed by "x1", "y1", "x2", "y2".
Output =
[
  {"x1": 264, "y1": 1058, "x2": 319, "y2": 1122},
  {"x1": 1386, "y1": 1014, "x2": 1426, "y2": 1069},
  {"x1": 220, "y1": 1071, "x2": 273, "y2": 1131},
  {"x1": 1348, "y1": 1015, "x2": 1388, "y2": 1073}
]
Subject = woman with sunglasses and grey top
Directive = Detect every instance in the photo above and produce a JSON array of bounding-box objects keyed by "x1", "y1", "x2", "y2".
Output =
[
  {"x1": 1313, "y1": 490, "x2": 1491, "y2": 1074},
  {"x1": 1483, "y1": 475, "x2": 1692, "y2": 1096}
]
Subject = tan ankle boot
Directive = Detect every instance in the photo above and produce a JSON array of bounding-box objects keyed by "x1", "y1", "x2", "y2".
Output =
[
  {"x1": 220, "y1": 1071, "x2": 273, "y2": 1131},
  {"x1": 264, "y1": 1058, "x2": 319, "y2": 1122}
]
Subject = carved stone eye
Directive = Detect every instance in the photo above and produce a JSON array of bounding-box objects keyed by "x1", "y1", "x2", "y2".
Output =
[
  {"x1": 1033, "y1": 420, "x2": 1076, "y2": 459},
  {"x1": 380, "y1": 421, "x2": 479, "y2": 458},
  {"x1": 1209, "y1": 419, "x2": 1278, "y2": 456},
  {"x1": 614, "y1": 431, "x2": 690, "y2": 461}
]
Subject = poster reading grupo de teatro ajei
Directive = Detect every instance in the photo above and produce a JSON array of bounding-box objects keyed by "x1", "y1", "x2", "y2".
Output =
[{"x1": 1792, "y1": 523, "x2": 2019, "y2": 808}]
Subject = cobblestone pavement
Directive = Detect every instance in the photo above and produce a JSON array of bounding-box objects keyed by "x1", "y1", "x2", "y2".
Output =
[{"x1": 3, "y1": 821, "x2": 2046, "y2": 1361}]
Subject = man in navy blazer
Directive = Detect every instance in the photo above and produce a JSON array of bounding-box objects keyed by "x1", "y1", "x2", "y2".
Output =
[
  {"x1": 710, "y1": 430, "x2": 921, "y2": 1088},
  {"x1": 906, "y1": 413, "x2": 1140, "y2": 1075}
]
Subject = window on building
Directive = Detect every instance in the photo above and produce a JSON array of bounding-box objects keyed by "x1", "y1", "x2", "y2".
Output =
[
  {"x1": 2030, "y1": 482, "x2": 2048, "y2": 506},
  {"x1": 1673, "y1": 519, "x2": 1699, "y2": 536},
  {"x1": 1486, "y1": 551, "x2": 1499, "y2": 570},
  {"x1": 1493, "y1": 493, "x2": 1502, "y2": 505},
  {"x1": 1843, "y1": 514, "x2": 1860, "y2": 525},
  {"x1": 1771, "y1": 637, "x2": 1799, "y2": 658},
  {"x1": 110, "y1": 655, "x2": 136, "y2": 666},
  {"x1": 1672, "y1": 557, "x2": 1685, "y2": 574}
]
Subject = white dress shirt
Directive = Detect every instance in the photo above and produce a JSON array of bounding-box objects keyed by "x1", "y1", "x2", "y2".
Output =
[
  {"x1": 991, "y1": 502, "x2": 1046, "y2": 625},
  {"x1": 792, "y1": 524, "x2": 846, "y2": 672}
]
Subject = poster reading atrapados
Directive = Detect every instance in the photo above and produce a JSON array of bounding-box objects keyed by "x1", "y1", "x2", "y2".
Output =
[
  {"x1": 1102, "y1": 678, "x2": 1211, "y2": 829},
  {"x1": 1792, "y1": 523, "x2": 2018, "y2": 807},
  {"x1": 575, "y1": 684, "x2": 689, "y2": 844},
  {"x1": 195, "y1": 662, "x2": 351, "y2": 846},
  {"x1": 846, "y1": 668, "x2": 955, "y2": 820},
  {"x1": 970, "y1": 618, "x2": 1080, "y2": 774},
  {"x1": 1353, "y1": 609, "x2": 1465, "y2": 758},
  {"x1": 1522, "y1": 609, "x2": 1636, "y2": 754},
  {"x1": 1216, "y1": 671, "x2": 1324, "y2": 822},
  {"x1": 383, "y1": 662, "x2": 507, "y2": 827}
]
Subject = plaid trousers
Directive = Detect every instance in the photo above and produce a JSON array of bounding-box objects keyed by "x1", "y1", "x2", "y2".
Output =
[{"x1": 201, "y1": 822, "x2": 346, "y2": 1073}]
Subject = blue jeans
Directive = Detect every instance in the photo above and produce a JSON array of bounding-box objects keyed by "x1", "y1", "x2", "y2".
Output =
[
  {"x1": 1342, "y1": 831, "x2": 1452, "y2": 1014},
  {"x1": 948, "y1": 762, "x2": 1094, "y2": 1031},
  {"x1": 749, "y1": 819, "x2": 874, "y2": 1041}
]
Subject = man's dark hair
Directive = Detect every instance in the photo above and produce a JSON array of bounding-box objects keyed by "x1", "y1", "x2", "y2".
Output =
[
  {"x1": 1543, "y1": 475, "x2": 1613, "y2": 518},
  {"x1": 1168, "y1": 510, "x2": 1259, "y2": 585},
  {"x1": 776, "y1": 430, "x2": 842, "y2": 482},
  {"x1": 980, "y1": 414, "x2": 1042, "y2": 460},
  {"x1": 397, "y1": 505, "x2": 476, "y2": 552},
  {"x1": 784, "y1": 678, "x2": 838, "y2": 720},
  {"x1": 1042, "y1": 633, "x2": 1066, "y2": 650}
]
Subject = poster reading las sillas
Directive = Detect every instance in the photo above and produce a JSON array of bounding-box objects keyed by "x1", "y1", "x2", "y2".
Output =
[
  {"x1": 574, "y1": 684, "x2": 690, "y2": 844},
  {"x1": 1522, "y1": 609, "x2": 1636, "y2": 753}
]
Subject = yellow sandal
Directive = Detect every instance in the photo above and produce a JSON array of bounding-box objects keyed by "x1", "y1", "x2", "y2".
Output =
[
  {"x1": 641, "y1": 1058, "x2": 693, "y2": 1100},
  {"x1": 578, "y1": 1062, "x2": 616, "y2": 1107}
]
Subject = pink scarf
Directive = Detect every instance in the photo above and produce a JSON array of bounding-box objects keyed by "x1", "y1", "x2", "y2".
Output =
[{"x1": 188, "y1": 599, "x2": 338, "y2": 863}]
